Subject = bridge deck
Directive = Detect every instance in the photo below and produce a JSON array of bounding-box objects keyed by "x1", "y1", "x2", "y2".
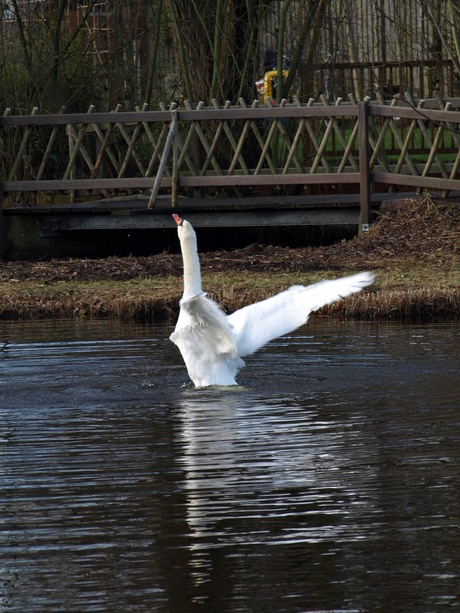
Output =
[{"x1": 3, "y1": 191, "x2": 421, "y2": 236}]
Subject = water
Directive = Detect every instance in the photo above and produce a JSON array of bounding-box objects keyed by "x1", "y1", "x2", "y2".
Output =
[{"x1": 0, "y1": 319, "x2": 459, "y2": 612}]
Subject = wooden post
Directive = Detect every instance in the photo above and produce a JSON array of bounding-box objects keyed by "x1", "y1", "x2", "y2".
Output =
[
  {"x1": 0, "y1": 189, "x2": 6, "y2": 259},
  {"x1": 148, "y1": 110, "x2": 177, "y2": 209},
  {"x1": 171, "y1": 109, "x2": 178, "y2": 207},
  {"x1": 67, "y1": 124, "x2": 75, "y2": 204},
  {"x1": 358, "y1": 100, "x2": 371, "y2": 231}
]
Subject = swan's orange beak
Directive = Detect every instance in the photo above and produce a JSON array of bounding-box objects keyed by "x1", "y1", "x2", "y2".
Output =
[{"x1": 172, "y1": 213, "x2": 182, "y2": 226}]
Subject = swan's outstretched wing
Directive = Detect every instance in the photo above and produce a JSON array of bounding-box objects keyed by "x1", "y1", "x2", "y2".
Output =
[
  {"x1": 228, "y1": 272, "x2": 374, "y2": 357},
  {"x1": 170, "y1": 294, "x2": 244, "y2": 387}
]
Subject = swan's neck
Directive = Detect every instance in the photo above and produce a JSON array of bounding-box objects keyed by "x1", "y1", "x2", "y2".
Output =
[{"x1": 180, "y1": 229, "x2": 202, "y2": 299}]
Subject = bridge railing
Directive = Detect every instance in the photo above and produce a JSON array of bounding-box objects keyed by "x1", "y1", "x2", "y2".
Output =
[{"x1": 1, "y1": 94, "x2": 460, "y2": 228}]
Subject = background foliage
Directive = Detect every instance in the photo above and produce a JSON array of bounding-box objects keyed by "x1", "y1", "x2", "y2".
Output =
[{"x1": 0, "y1": 0, "x2": 459, "y2": 113}]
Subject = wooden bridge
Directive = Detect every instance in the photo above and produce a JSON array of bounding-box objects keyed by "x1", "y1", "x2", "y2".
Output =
[{"x1": 1, "y1": 93, "x2": 460, "y2": 257}]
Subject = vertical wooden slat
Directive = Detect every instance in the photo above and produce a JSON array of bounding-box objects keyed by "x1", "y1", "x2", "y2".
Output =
[
  {"x1": 199, "y1": 100, "x2": 231, "y2": 176},
  {"x1": 37, "y1": 106, "x2": 66, "y2": 181},
  {"x1": 282, "y1": 96, "x2": 307, "y2": 174},
  {"x1": 117, "y1": 103, "x2": 148, "y2": 178},
  {"x1": 239, "y1": 97, "x2": 276, "y2": 171},
  {"x1": 405, "y1": 91, "x2": 449, "y2": 191},
  {"x1": 435, "y1": 92, "x2": 460, "y2": 197},
  {"x1": 254, "y1": 99, "x2": 287, "y2": 175},
  {"x1": 148, "y1": 110, "x2": 177, "y2": 209},
  {"x1": 376, "y1": 93, "x2": 419, "y2": 183},
  {"x1": 183, "y1": 99, "x2": 221, "y2": 176},
  {"x1": 174, "y1": 100, "x2": 200, "y2": 175},
  {"x1": 91, "y1": 103, "x2": 122, "y2": 178},
  {"x1": 114, "y1": 107, "x2": 146, "y2": 177},
  {"x1": 8, "y1": 107, "x2": 39, "y2": 181},
  {"x1": 358, "y1": 100, "x2": 371, "y2": 231},
  {"x1": 310, "y1": 98, "x2": 337, "y2": 174},
  {"x1": 302, "y1": 98, "x2": 332, "y2": 173},
  {"x1": 320, "y1": 95, "x2": 359, "y2": 171},
  {"x1": 368, "y1": 96, "x2": 395, "y2": 171},
  {"x1": 67, "y1": 123, "x2": 75, "y2": 203},
  {"x1": 213, "y1": 99, "x2": 249, "y2": 176},
  {"x1": 63, "y1": 105, "x2": 95, "y2": 180},
  {"x1": 171, "y1": 109, "x2": 179, "y2": 207},
  {"x1": 228, "y1": 99, "x2": 258, "y2": 176}
]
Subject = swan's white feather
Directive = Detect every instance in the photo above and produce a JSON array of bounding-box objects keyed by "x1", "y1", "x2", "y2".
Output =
[
  {"x1": 170, "y1": 217, "x2": 374, "y2": 387},
  {"x1": 170, "y1": 293, "x2": 244, "y2": 387},
  {"x1": 228, "y1": 272, "x2": 374, "y2": 357}
]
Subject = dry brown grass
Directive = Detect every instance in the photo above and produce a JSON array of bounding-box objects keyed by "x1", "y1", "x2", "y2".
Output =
[{"x1": 1, "y1": 269, "x2": 458, "y2": 321}]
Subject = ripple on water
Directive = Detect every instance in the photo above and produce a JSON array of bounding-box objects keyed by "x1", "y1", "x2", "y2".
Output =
[{"x1": 0, "y1": 320, "x2": 459, "y2": 611}]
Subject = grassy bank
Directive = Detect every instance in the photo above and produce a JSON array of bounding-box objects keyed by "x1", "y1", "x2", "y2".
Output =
[
  {"x1": 1, "y1": 266, "x2": 458, "y2": 322},
  {"x1": 0, "y1": 197, "x2": 458, "y2": 322}
]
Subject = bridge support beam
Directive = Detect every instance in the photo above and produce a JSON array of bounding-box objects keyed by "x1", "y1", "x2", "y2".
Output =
[{"x1": 358, "y1": 100, "x2": 371, "y2": 232}]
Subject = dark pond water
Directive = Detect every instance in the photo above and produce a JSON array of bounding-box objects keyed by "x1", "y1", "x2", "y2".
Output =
[{"x1": 0, "y1": 319, "x2": 459, "y2": 612}]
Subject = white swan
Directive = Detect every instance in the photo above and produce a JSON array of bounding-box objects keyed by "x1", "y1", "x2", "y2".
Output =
[{"x1": 170, "y1": 214, "x2": 374, "y2": 388}]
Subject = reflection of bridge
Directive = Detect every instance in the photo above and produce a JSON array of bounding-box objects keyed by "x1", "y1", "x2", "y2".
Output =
[{"x1": 1, "y1": 96, "x2": 460, "y2": 257}]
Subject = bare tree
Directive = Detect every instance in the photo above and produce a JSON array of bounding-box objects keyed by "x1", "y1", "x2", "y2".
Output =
[
  {"x1": 164, "y1": 0, "x2": 264, "y2": 103},
  {"x1": 1, "y1": 0, "x2": 458, "y2": 113}
]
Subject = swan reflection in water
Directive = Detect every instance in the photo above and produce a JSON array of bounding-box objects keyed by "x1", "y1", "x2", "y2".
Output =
[{"x1": 175, "y1": 386, "x2": 382, "y2": 589}]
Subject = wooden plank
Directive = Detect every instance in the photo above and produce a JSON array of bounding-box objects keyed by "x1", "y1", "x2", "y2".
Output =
[
  {"x1": 0, "y1": 172, "x2": 359, "y2": 192},
  {"x1": 372, "y1": 172, "x2": 460, "y2": 191},
  {"x1": 368, "y1": 105, "x2": 460, "y2": 124},
  {"x1": 1, "y1": 178, "x2": 158, "y2": 191},
  {"x1": 41, "y1": 207, "x2": 360, "y2": 232},
  {"x1": 177, "y1": 173, "x2": 361, "y2": 187},
  {"x1": 4, "y1": 166, "x2": 457, "y2": 193},
  {"x1": 0, "y1": 105, "x2": 361, "y2": 128},
  {"x1": 0, "y1": 110, "x2": 170, "y2": 127},
  {"x1": 176, "y1": 106, "x2": 361, "y2": 122},
  {"x1": 2, "y1": 100, "x2": 460, "y2": 130},
  {"x1": 6, "y1": 189, "x2": 412, "y2": 214}
]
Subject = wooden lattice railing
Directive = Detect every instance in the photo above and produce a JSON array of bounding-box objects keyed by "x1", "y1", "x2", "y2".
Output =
[{"x1": 1, "y1": 94, "x2": 460, "y2": 228}]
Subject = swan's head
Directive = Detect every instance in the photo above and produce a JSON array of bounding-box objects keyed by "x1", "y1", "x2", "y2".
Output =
[{"x1": 172, "y1": 214, "x2": 195, "y2": 242}]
